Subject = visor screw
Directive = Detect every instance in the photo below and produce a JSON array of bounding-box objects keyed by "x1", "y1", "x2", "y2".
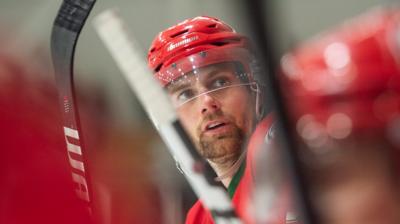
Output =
[
  {"x1": 171, "y1": 63, "x2": 177, "y2": 68},
  {"x1": 199, "y1": 51, "x2": 207, "y2": 58}
]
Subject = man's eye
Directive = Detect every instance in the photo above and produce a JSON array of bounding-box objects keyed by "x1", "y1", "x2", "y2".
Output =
[
  {"x1": 211, "y1": 78, "x2": 230, "y2": 89},
  {"x1": 177, "y1": 89, "x2": 195, "y2": 102}
]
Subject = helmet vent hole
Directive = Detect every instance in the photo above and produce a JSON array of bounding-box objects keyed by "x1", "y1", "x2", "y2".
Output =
[
  {"x1": 150, "y1": 48, "x2": 156, "y2": 53},
  {"x1": 155, "y1": 63, "x2": 163, "y2": 72},
  {"x1": 170, "y1": 29, "x2": 189, "y2": 38},
  {"x1": 207, "y1": 24, "x2": 217, "y2": 28},
  {"x1": 211, "y1": 41, "x2": 228, "y2": 46}
]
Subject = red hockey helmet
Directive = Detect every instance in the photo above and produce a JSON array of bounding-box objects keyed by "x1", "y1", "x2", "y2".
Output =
[
  {"x1": 147, "y1": 16, "x2": 254, "y2": 87},
  {"x1": 280, "y1": 8, "x2": 400, "y2": 148}
]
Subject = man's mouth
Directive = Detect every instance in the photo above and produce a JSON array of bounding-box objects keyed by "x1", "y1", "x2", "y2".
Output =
[
  {"x1": 201, "y1": 120, "x2": 233, "y2": 136},
  {"x1": 206, "y1": 122, "x2": 226, "y2": 131}
]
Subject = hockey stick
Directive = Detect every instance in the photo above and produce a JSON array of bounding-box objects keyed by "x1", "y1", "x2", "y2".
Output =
[
  {"x1": 93, "y1": 9, "x2": 242, "y2": 224},
  {"x1": 50, "y1": 0, "x2": 97, "y2": 214}
]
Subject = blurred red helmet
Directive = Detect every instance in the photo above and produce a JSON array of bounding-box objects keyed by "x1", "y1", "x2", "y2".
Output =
[
  {"x1": 147, "y1": 16, "x2": 253, "y2": 86},
  {"x1": 280, "y1": 7, "x2": 400, "y2": 147}
]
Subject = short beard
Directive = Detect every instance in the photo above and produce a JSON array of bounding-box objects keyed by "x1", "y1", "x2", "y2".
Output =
[{"x1": 198, "y1": 120, "x2": 245, "y2": 165}]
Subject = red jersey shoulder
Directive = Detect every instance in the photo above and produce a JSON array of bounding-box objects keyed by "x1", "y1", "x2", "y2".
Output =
[
  {"x1": 247, "y1": 114, "x2": 275, "y2": 174},
  {"x1": 232, "y1": 114, "x2": 275, "y2": 218},
  {"x1": 185, "y1": 200, "x2": 214, "y2": 224}
]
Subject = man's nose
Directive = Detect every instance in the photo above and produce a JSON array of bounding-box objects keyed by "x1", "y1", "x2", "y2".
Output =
[{"x1": 200, "y1": 93, "x2": 221, "y2": 114}]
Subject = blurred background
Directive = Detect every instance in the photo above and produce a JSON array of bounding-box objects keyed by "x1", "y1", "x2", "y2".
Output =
[{"x1": 0, "y1": 0, "x2": 396, "y2": 224}]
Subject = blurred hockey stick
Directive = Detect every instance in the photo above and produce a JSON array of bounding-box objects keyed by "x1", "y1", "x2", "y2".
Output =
[
  {"x1": 50, "y1": 0, "x2": 96, "y2": 214},
  {"x1": 242, "y1": 0, "x2": 316, "y2": 223},
  {"x1": 93, "y1": 9, "x2": 242, "y2": 224}
]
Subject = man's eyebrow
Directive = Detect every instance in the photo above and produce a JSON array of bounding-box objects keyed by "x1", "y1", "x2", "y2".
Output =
[
  {"x1": 167, "y1": 81, "x2": 191, "y2": 94},
  {"x1": 202, "y1": 67, "x2": 229, "y2": 80},
  {"x1": 166, "y1": 65, "x2": 234, "y2": 93},
  {"x1": 204, "y1": 70, "x2": 220, "y2": 79},
  {"x1": 202, "y1": 66, "x2": 235, "y2": 81}
]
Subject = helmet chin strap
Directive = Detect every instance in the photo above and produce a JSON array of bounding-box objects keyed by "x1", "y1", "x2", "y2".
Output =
[{"x1": 214, "y1": 151, "x2": 246, "y2": 182}]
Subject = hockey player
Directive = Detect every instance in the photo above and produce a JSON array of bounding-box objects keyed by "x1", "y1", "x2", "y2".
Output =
[
  {"x1": 147, "y1": 16, "x2": 294, "y2": 224},
  {"x1": 280, "y1": 7, "x2": 400, "y2": 224}
]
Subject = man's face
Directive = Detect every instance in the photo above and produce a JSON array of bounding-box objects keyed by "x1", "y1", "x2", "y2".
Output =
[{"x1": 167, "y1": 62, "x2": 257, "y2": 165}]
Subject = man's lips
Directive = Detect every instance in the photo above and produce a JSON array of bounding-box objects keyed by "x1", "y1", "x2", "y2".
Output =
[{"x1": 201, "y1": 119, "x2": 232, "y2": 134}]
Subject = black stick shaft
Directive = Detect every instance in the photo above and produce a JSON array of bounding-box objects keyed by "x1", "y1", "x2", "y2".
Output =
[
  {"x1": 242, "y1": 0, "x2": 316, "y2": 223},
  {"x1": 50, "y1": 0, "x2": 97, "y2": 215}
]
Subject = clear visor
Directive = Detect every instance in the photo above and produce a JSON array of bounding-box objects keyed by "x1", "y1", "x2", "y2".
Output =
[
  {"x1": 156, "y1": 47, "x2": 253, "y2": 86},
  {"x1": 166, "y1": 61, "x2": 256, "y2": 108},
  {"x1": 157, "y1": 47, "x2": 256, "y2": 108}
]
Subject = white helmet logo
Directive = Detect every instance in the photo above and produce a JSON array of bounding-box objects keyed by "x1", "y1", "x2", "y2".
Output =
[{"x1": 167, "y1": 36, "x2": 199, "y2": 51}]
